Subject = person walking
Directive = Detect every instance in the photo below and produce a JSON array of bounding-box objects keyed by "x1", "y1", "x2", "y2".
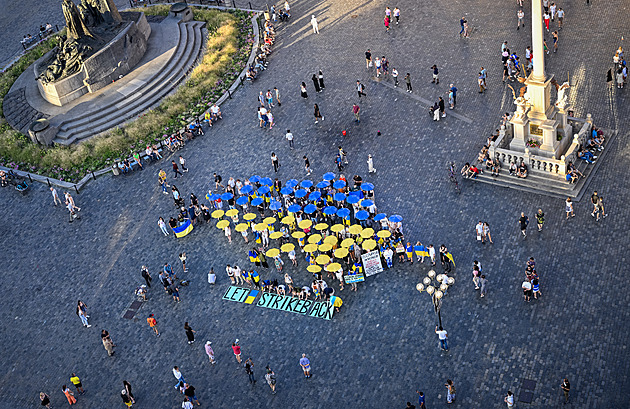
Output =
[
  {"x1": 179, "y1": 156, "x2": 188, "y2": 173},
  {"x1": 416, "y1": 391, "x2": 426, "y2": 409},
  {"x1": 184, "y1": 322, "x2": 196, "y2": 344},
  {"x1": 518, "y1": 212, "x2": 529, "y2": 238},
  {"x1": 184, "y1": 383, "x2": 200, "y2": 405},
  {"x1": 310, "y1": 15, "x2": 319, "y2": 33},
  {"x1": 39, "y1": 392, "x2": 52, "y2": 408},
  {"x1": 265, "y1": 366, "x2": 277, "y2": 394},
  {"x1": 356, "y1": 80, "x2": 366, "y2": 98},
  {"x1": 536, "y1": 209, "x2": 545, "y2": 231},
  {"x1": 431, "y1": 65, "x2": 439, "y2": 84},
  {"x1": 435, "y1": 326, "x2": 448, "y2": 351},
  {"x1": 158, "y1": 169, "x2": 169, "y2": 194},
  {"x1": 480, "y1": 275, "x2": 488, "y2": 298},
  {"x1": 565, "y1": 197, "x2": 574, "y2": 219},
  {"x1": 517, "y1": 9, "x2": 524, "y2": 29},
  {"x1": 478, "y1": 72, "x2": 485, "y2": 93},
  {"x1": 597, "y1": 196, "x2": 608, "y2": 220},
  {"x1": 123, "y1": 381, "x2": 135, "y2": 404},
  {"x1": 318, "y1": 70, "x2": 325, "y2": 89},
  {"x1": 121, "y1": 389, "x2": 133, "y2": 407},
  {"x1": 271, "y1": 153, "x2": 280, "y2": 173},
  {"x1": 367, "y1": 155, "x2": 376, "y2": 173},
  {"x1": 384, "y1": 15, "x2": 390, "y2": 33},
  {"x1": 438, "y1": 97, "x2": 446, "y2": 118},
  {"x1": 172, "y1": 160, "x2": 183, "y2": 179},
  {"x1": 274, "y1": 87, "x2": 281, "y2": 106},
  {"x1": 147, "y1": 314, "x2": 160, "y2": 337},
  {"x1": 445, "y1": 380, "x2": 456, "y2": 403},
  {"x1": 232, "y1": 340, "x2": 242, "y2": 364},
  {"x1": 299, "y1": 353, "x2": 312, "y2": 378},
  {"x1": 393, "y1": 7, "x2": 400, "y2": 24},
  {"x1": 300, "y1": 82, "x2": 308, "y2": 99},
  {"x1": 543, "y1": 11, "x2": 550, "y2": 31},
  {"x1": 459, "y1": 16, "x2": 466, "y2": 37},
  {"x1": 205, "y1": 341, "x2": 216, "y2": 364},
  {"x1": 172, "y1": 366, "x2": 185, "y2": 390},
  {"x1": 365, "y1": 48, "x2": 372, "y2": 69},
  {"x1": 405, "y1": 73, "x2": 412, "y2": 92},
  {"x1": 244, "y1": 358, "x2": 256, "y2": 384},
  {"x1": 314, "y1": 104, "x2": 324, "y2": 123},
  {"x1": 70, "y1": 373, "x2": 84, "y2": 395},
  {"x1": 504, "y1": 390, "x2": 515, "y2": 407},
  {"x1": 552, "y1": 31, "x2": 559, "y2": 53},
  {"x1": 51, "y1": 187, "x2": 62, "y2": 206},
  {"x1": 353, "y1": 103, "x2": 360, "y2": 122},
  {"x1": 62, "y1": 385, "x2": 77, "y2": 405},
  {"x1": 557, "y1": 8, "x2": 564, "y2": 28},
  {"x1": 311, "y1": 74, "x2": 321, "y2": 93},
  {"x1": 141, "y1": 265, "x2": 152, "y2": 288},
  {"x1": 560, "y1": 378, "x2": 570, "y2": 404},
  {"x1": 285, "y1": 130, "x2": 294, "y2": 149},
  {"x1": 303, "y1": 155, "x2": 312, "y2": 176}
]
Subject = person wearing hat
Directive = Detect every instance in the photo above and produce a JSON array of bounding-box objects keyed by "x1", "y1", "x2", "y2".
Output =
[
  {"x1": 205, "y1": 341, "x2": 216, "y2": 365},
  {"x1": 232, "y1": 340, "x2": 242, "y2": 364},
  {"x1": 121, "y1": 389, "x2": 133, "y2": 407}
]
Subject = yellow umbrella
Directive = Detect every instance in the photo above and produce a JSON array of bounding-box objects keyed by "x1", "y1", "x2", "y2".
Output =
[
  {"x1": 326, "y1": 262, "x2": 341, "y2": 272},
  {"x1": 340, "y1": 238, "x2": 355, "y2": 248},
  {"x1": 303, "y1": 243, "x2": 318, "y2": 253},
  {"x1": 362, "y1": 239, "x2": 377, "y2": 250},
  {"x1": 281, "y1": 243, "x2": 295, "y2": 252},
  {"x1": 323, "y1": 235, "x2": 338, "y2": 245},
  {"x1": 216, "y1": 220, "x2": 230, "y2": 229},
  {"x1": 348, "y1": 224, "x2": 363, "y2": 235},
  {"x1": 291, "y1": 231, "x2": 306, "y2": 239},
  {"x1": 334, "y1": 247, "x2": 349, "y2": 258},
  {"x1": 243, "y1": 213, "x2": 257, "y2": 221},
  {"x1": 263, "y1": 216, "x2": 276, "y2": 225},
  {"x1": 270, "y1": 231, "x2": 283, "y2": 239},
  {"x1": 254, "y1": 223, "x2": 267, "y2": 232},
  {"x1": 360, "y1": 228, "x2": 375, "y2": 239},
  {"x1": 377, "y1": 230, "x2": 392, "y2": 238},
  {"x1": 225, "y1": 208, "x2": 239, "y2": 217},
  {"x1": 307, "y1": 265, "x2": 322, "y2": 273},
  {"x1": 318, "y1": 243, "x2": 333, "y2": 252},
  {"x1": 316, "y1": 254, "x2": 331, "y2": 265},
  {"x1": 315, "y1": 223, "x2": 329, "y2": 231},
  {"x1": 330, "y1": 224, "x2": 345, "y2": 233},
  {"x1": 298, "y1": 219, "x2": 312, "y2": 229},
  {"x1": 281, "y1": 216, "x2": 295, "y2": 225},
  {"x1": 235, "y1": 223, "x2": 249, "y2": 232},
  {"x1": 266, "y1": 248, "x2": 280, "y2": 258},
  {"x1": 211, "y1": 209, "x2": 225, "y2": 219},
  {"x1": 308, "y1": 234, "x2": 322, "y2": 244}
]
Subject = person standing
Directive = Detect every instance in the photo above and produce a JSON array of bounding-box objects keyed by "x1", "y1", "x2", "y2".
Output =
[
  {"x1": 141, "y1": 266, "x2": 152, "y2": 288},
  {"x1": 314, "y1": 104, "x2": 324, "y2": 123},
  {"x1": 384, "y1": 15, "x2": 390, "y2": 33},
  {"x1": 184, "y1": 322, "x2": 196, "y2": 344},
  {"x1": 557, "y1": 8, "x2": 564, "y2": 29},
  {"x1": 543, "y1": 11, "x2": 550, "y2": 31},
  {"x1": 311, "y1": 74, "x2": 321, "y2": 93},
  {"x1": 39, "y1": 392, "x2": 52, "y2": 408},
  {"x1": 244, "y1": 358, "x2": 256, "y2": 384},
  {"x1": 310, "y1": 15, "x2": 319, "y2": 34},
  {"x1": 172, "y1": 160, "x2": 183, "y2": 179},
  {"x1": 518, "y1": 212, "x2": 529, "y2": 238},
  {"x1": 182, "y1": 397, "x2": 194, "y2": 409},
  {"x1": 318, "y1": 70, "x2": 325, "y2": 89},
  {"x1": 597, "y1": 196, "x2": 608, "y2": 220},
  {"x1": 265, "y1": 366, "x2": 277, "y2": 394},
  {"x1": 504, "y1": 390, "x2": 515, "y2": 407},
  {"x1": 299, "y1": 353, "x2": 312, "y2": 378},
  {"x1": 517, "y1": 9, "x2": 524, "y2": 30},
  {"x1": 70, "y1": 373, "x2": 84, "y2": 395},
  {"x1": 393, "y1": 7, "x2": 400, "y2": 24},
  {"x1": 121, "y1": 389, "x2": 133, "y2": 407},
  {"x1": 459, "y1": 16, "x2": 466, "y2": 37},
  {"x1": 357, "y1": 80, "x2": 366, "y2": 98},
  {"x1": 147, "y1": 314, "x2": 160, "y2": 337},
  {"x1": 205, "y1": 341, "x2": 216, "y2": 364},
  {"x1": 367, "y1": 155, "x2": 376, "y2": 173},
  {"x1": 392, "y1": 67, "x2": 399, "y2": 87},
  {"x1": 552, "y1": 31, "x2": 559, "y2": 53},
  {"x1": 300, "y1": 82, "x2": 308, "y2": 99},
  {"x1": 478, "y1": 72, "x2": 485, "y2": 93},
  {"x1": 535, "y1": 209, "x2": 545, "y2": 231},
  {"x1": 365, "y1": 49, "x2": 372, "y2": 69},
  {"x1": 560, "y1": 378, "x2": 570, "y2": 404},
  {"x1": 274, "y1": 87, "x2": 281, "y2": 106},
  {"x1": 303, "y1": 155, "x2": 312, "y2": 176},
  {"x1": 285, "y1": 130, "x2": 294, "y2": 149},
  {"x1": 438, "y1": 97, "x2": 446, "y2": 118},
  {"x1": 435, "y1": 326, "x2": 448, "y2": 351},
  {"x1": 565, "y1": 197, "x2": 574, "y2": 219},
  {"x1": 51, "y1": 187, "x2": 62, "y2": 206},
  {"x1": 232, "y1": 340, "x2": 242, "y2": 364},
  {"x1": 416, "y1": 391, "x2": 426, "y2": 409},
  {"x1": 431, "y1": 65, "x2": 439, "y2": 84},
  {"x1": 123, "y1": 381, "x2": 135, "y2": 404},
  {"x1": 405, "y1": 73, "x2": 412, "y2": 92},
  {"x1": 62, "y1": 385, "x2": 76, "y2": 405},
  {"x1": 271, "y1": 153, "x2": 280, "y2": 173},
  {"x1": 445, "y1": 380, "x2": 456, "y2": 403},
  {"x1": 353, "y1": 103, "x2": 360, "y2": 122}
]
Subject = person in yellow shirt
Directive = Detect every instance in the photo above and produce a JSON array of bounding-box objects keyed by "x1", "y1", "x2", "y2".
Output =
[{"x1": 70, "y1": 373, "x2": 84, "y2": 395}]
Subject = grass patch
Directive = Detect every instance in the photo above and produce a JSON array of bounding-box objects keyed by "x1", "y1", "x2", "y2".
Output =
[{"x1": 0, "y1": 7, "x2": 254, "y2": 182}]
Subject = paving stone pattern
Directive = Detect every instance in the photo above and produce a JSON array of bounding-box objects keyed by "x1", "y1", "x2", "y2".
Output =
[
  {"x1": 0, "y1": 0, "x2": 629, "y2": 408},
  {"x1": 3, "y1": 88, "x2": 48, "y2": 133}
]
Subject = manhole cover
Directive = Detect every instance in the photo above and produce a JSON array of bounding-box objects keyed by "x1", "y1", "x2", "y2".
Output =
[
  {"x1": 351, "y1": 14, "x2": 358, "y2": 18},
  {"x1": 122, "y1": 310, "x2": 136, "y2": 320},
  {"x1": 519, "y1": 390, "x2": 534, "y2": 404},
  {"x1": 521, "y1": 379, "x2": 536, "y2": 390}
]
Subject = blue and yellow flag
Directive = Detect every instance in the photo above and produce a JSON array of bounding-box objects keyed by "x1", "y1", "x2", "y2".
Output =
[
  {"x1": 446, "y1": 252, "x2": 456, "y2": 267},
  {"x1": 414, "y1": 245, "x2": 429, "y2": 257},
  {"x1": 245, "y1": 289, "x2": 259, "y2": 304},
  {"x1": 173, "y1": 220, "x2": 193, "y2": 238}
]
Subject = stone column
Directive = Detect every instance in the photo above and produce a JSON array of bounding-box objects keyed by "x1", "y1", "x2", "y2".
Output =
[{"x1": 531, "y1": 0, "x2": 545, "y2": 82}]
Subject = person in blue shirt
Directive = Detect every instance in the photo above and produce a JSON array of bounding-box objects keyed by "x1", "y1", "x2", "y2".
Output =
[
  {"x1": 450, "y1": 84, "x2": 458, "y2": 107},
  {"x1": 416, "y1": 391, "x2": 426, "y2": 408}
]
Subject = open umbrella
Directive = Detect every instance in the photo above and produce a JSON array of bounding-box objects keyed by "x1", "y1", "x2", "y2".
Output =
[
  {"x1": 235, "y1": 223, "x2": 249, "y2": 232},
  {"x1": 334, "y1": 192, "x2": 347, "y2": 202},
  {"x1": 250, "y1": 197, "x2": 264, "y2": 207},
  {"x1": 361, "y1": 228, "x2": 375, "y2": 239},
  {"x1": 362, "y1": 239, "x2": 377, "y2": 250},
  {"x1": 308, "y1": 234, "x2": 322, "y2": 244},
  {"x1": 307, "y1": 264, "x2": 322, "y2": 273},
  {"x1": 221, "y1": 192, "x2": 234, "y2": 201},
  {"x1": 340, "y1": 238, "x2": 355, "y2": 248},
  {"x1": 360, "y1": 199, "x2": 374, "y2": 208},
  {"x1": 266, "y1": 248, "x2": 280, "y2": 257},
  {"x1": 281, "y1": 243, "x2": 295, "y2": 252},
  {"x1": 330, "y1": 224, "x2": 345, "y2": 233},
  {"x1": 294, "y1": 189, "x2": 308, "y2": 198},
  {"x1": 316, "y1": 180, "x2": 330, "y2": 189},
  {"x1": 389, "y1": 215, "x2": 403, "y2": 223},
  {"x1": 249, "y1": 175, "x2": 261, "y2": 183},
  {"x1": 225, "y1": 208, "x2": 239, "y2": 217},
  {"x1": 216, "y1": 220, "x2": 230, "y2": 229},
  {"x1": 346, "y1": 195, "x2": 360, "y2": 204},
  {"x1": 355, "y1": 210, "x2": 369, "y2": 220},
  {"x1": 374, "y1": 213, "x2": 387, "y2": 221},
  {"x1": 314, "y1": 223, "x2": 329, "y2": 231},
  {"x1": 260, "y1": 177, "x2": 273, "y2": 186},
  {"x1": 308, "y1": 191, "x2": 321, "y2": 201},
  {"x1": 254, "y1": 223, "x2": 267, "y2": 232},
  {"x1": 285, "y1": 179, "x2": 299, "y2": 188},
  {"x1": 298, "y1": 219, "x2": 312, "y2": 229},
  {"x1": 257, "y1": 185, "x2": 271, "y2": 195},
  {"x1": 361, "y1": 182, "x2": 374, "y2": 191},
  {"x1": 316, "y1": 254, "x2": 331, "y2": 265},
  {"x1": 377, "y1": 230, "x2": 392, "y2": 238},
  {"x1": 300, "y1": 180, "x2": 313, "y2": 188},
  {"x1": 323, "y1": 206, "x2": 338, "y2": 216},
  {"x1": 280, "y1": 187, "x2": 293, "y2": 195},
  {"x1": 269, "y1": 201, "x2": 282, "y2": 211},
  {"x1": 263, "y1": 216, "x2": 277, "y2": 225},
  {"x1": 334, "y1": 247, "x2": 349, "y2": 258},
  {"x1": 326, "y1": 262, "x2": 341, "y2": 272},
  {"x1": 324, "y1": 235, "x2": 338, "y2": 245},
  {"x1": 211, "y1": 210, "x2": 225, "y2": 219},
  {"x1": 281, "y1": 216, "x2": 295, "y2": 225},
  {"x1": 303, "y1": 243, "x2": 318, "y2": 253},
  {"x1": 323, "y1": 172, "x2": 336, "y2": 181},
  {"x1": 318, "y1": 243, "x2": 333, "y2": 252},
  {"x1": 333, "y1": 180, "x2": 346, "y2": 189},
  {"x1": 291, "y1": 231, "x2": 306, "y2": 239},
  {"x1": 209, "y1": 193, "x2": 221, "y2": 201},
  {"x1": 243, "y1": 213, "x2": 257, "y2": 221},
  {"x1": 348, "y1": 225, "x2": 363, "y2": 235},
  {"x1": 288, "y1": 204, "x2": 301, "y2": 213},
  {"x1": 303, "y1": 204, "x2": 317, "y2": 214},
  {"x1": 240, "y1": 185, "x2": 254, "y2": 195},
  {"x1": 336, "y1": 208, "x2": 350, "y2": 218}
]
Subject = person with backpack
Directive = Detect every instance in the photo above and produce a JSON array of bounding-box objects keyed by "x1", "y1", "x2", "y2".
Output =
[
  {"x1": 356, "y1": 80, "x2": 366, "y2": 98},
  {"x1": 265, "y1": 366, "x2": 277, "y2": 394}
]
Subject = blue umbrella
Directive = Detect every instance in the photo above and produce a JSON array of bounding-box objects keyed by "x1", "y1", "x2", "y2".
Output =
[
  {"x1": 285, "y1": 179, "x2": 299, "y2": 188},
  {"x1": 280, "y1": 187, "x2": 293, "y2": 195},
  {"x1": 249, "y1": 175, "x2": 261, "y2": 183},
  {"x1": 209, "y1": 193, "x2": 221, "y2": 201},
  {"x1": 294, "y1": 189, "x2": 308, "y2": 198},
  {"x1": 323, "y1": 172, "x2": 335, "y2": 181},
  {"x1": 260, "y1": 177, "x2": 273, "y2": 186},
  {"x1": 355, "y1": 210, "x2": 369, "y2": 220},
  {"x1": 303, "y1": 204, "x2": 317, "y2": 214},
  {"x1": 251, "y1": 197, "x2": 264, "y2": 206},
  {"x1": 309, "y1": 191, "x2": 322, "y2": 201},
  {"x1": 236, "y1": 196, "x2": 249, "y2": 206},
  {"x1": 288, "y1": 204, "x2": 301, "y2": 213},
  {"x1": 361, "y1": 182, "x2": 374, "y2": 191},
  {"x1": 346, "y1": 195, "x2": 360, "y2": 204},
  {"x1": 336, "y1": 208, "x2": 350, "y2": 218},
  {"x1": 269, "y1": 201, "x2": 282, "y2": 211},
  {"x1": 334, "y1": 192, "x2": 347, "y2": 202},
  {"x1": 323, "y1": 206, "x2": 338, "y2": 215},
  {"x1": 374, "y1": 213, "x2": 387, "y2": 221},
  {"x1": 240, "y1": 185, "x2": 254, "y2": 195},
  {"x1": 361, "y1": 199, "x2": 374, "y2": 208},
  {"x1": 316, "y1": 180, "x2": 330, "y2": 189},
  {"x1": 257, "y1": 185, "x2": 271, "y2": 195},
  {"x1": 389, "y1": 215, "x2": 403, "y2": 223},
  {"x1": 300, "y1": 180, "x2": 313, "y2": 188},
  {"x1": 333, "y1": 180, "x2": 346, "y2": 189},
  {"x1": 221, "y1": 192, "x2": 233, "y2": 201}
]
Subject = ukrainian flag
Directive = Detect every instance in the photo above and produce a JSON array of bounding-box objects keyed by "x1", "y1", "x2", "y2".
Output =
[
  {"x1": 173, "y1": 219, "x2": 193, "y2": 238},
  {"x1": 414, "y1": 245, "x2": 429, "y2": 257},
  {"x1": 446, "y1": 252, "x2": 456, "y2": 267},
  {"x1": 245, "y1": 290, "x2": 259, "y2": 304}
]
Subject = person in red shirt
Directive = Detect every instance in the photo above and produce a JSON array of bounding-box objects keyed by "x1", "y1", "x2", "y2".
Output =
[{"x1": 232, "y1": 340, "x2": 242, "y2": 363}]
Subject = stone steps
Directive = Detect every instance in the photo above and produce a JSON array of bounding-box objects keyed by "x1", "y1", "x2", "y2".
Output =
[{"x1": 53, "y1": 20, "x2": 206, "y2": 144}]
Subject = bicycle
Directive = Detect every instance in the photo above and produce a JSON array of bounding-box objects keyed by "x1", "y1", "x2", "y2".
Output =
[{"x1": 448, "y1": 162, "x2": 461, "y2": 194}]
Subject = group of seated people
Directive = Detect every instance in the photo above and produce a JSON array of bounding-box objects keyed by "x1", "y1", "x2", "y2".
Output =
[
  {"x1": 21, "y1": 23, "x2": 53, "y2": 47},
  {"x1": 246, "y1": 20, "x2": 275, "y2": 81},
  {"x1": 577, "y1": 126, "x2": 605, "y2": 163},
  {"x1": 460, "y1": 162, "x2": 482, "y2": 179},
  {"x1": 204, "y1": 103, "x2": 223, "y2": 126},
  {"x1": 508, "y1": 161, "x2": 528, "y2": 178}
]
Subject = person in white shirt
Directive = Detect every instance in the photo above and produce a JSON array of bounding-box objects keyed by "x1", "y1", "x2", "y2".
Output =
[
  {"x1": 517, "y1": 9, "x2": 524, "y2": 29},
  {"x1": 310, "y1": 15, "x2": 319, "y2": 34},
  {"x1": 428, "y1": 244, "x2": 436, "y2": 265},
  {"x1": 367, "y1": 155, "x2": 376, "y2": 173},
  {"x1": 475, "y1": 221, "x2": 484, "y2": 243},
  {"x1": 182, "y1": 397, "x2": 194, "y2": 409},
  {"x1": 504, "y1": 391, "x2": 515, "y2": 407},
  {"x1": 285, "y1": 129, "x2": 294, "y2": 149}
]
